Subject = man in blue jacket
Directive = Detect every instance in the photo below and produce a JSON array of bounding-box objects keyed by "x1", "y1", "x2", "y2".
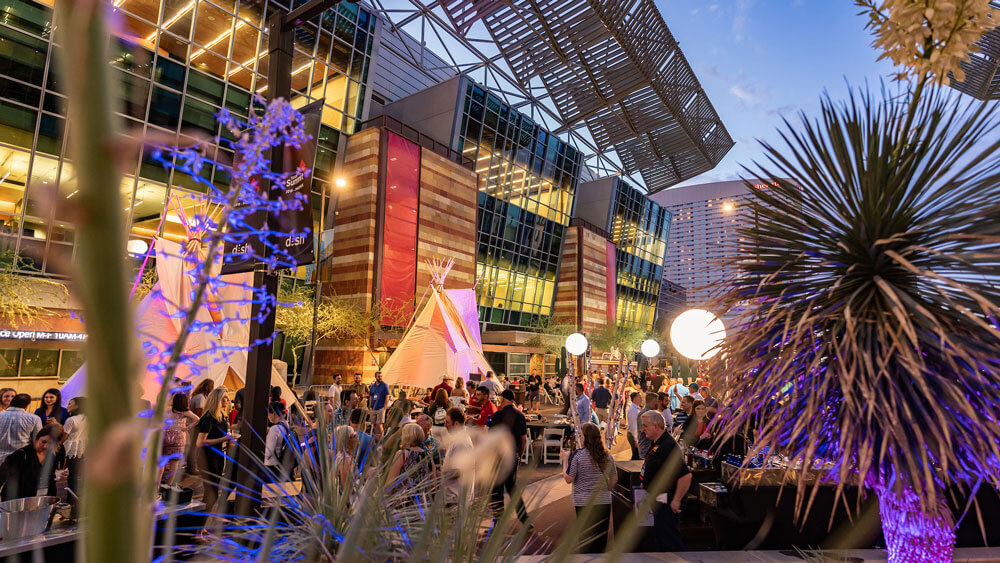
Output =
[{"x1": 369, "y1": 371, "x2": 390, "y2": 434}]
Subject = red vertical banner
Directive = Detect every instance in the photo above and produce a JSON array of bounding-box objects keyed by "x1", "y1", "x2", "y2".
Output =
[
  {"x1": 380, "y1": 132, "x2": 421, "y2": 326},
  {"x1": 606, "y1": 241, "x2": 617, "y2": 326}
]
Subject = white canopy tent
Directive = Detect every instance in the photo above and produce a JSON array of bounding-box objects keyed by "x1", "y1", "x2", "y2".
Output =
[{"x1": 380, "y1": 261, "x2": 493, "y2": 389}]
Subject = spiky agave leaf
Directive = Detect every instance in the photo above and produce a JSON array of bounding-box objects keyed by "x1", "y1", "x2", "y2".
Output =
[
  {"x1": 167, "y1": 416, "x2": 541, "y2": 562},
  {"x1": 708, "y1": 84, "x2": 1000, "y2": 520}
]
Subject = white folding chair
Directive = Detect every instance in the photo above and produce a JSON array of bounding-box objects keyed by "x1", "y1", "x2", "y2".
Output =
[
  {"x1": 539, "y1": 388, "x2": 553, "y2": 405},
  {"x1": 521, "y1": 439, "x2": 532, "y2": 464},
  {"x1": 541, "y1": 427, "x2": 565, "y2": 464}
]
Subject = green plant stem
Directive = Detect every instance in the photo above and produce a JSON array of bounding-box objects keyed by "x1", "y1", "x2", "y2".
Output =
[{"x1": 54, "y1": 1, "x2": 140, "y2": 561}]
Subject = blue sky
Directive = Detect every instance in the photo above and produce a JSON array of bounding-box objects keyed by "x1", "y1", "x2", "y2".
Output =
[{"x1": 656, "y1": 0, "x2": 898, "y2": 187}]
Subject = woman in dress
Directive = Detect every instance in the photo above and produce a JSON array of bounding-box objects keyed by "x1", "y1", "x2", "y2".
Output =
[
  {"x1": 195, "y1": 387, "x2": 233, "y2": 511},
  {"x1": 161, "y1": 393, "x2": 200, "y2": 484},
  {"x1": 562, "y1": 422, "x2": 617, "y2": 553},
  {"x1": 387, "y1": 423, "x2": 433, "y2": 498},
  {"x1": 189, "y1": 379, "x2": 214, "y2": 417},
  {"x1": 34, "y1": 388, "x2": 68, "y2": 424},
  {"x1": 0, "y1": 422, "x2": 62, "y2": 501},
  {"x1": 0, "y1": 388, "x2": 15, "y2": 412},
  {"x1": 61, "y1": 397, "x2": 87, "y2": 511}
]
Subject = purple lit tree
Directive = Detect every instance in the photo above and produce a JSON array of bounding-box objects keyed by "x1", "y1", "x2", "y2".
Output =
[{"x1": 709, "y1": 3, "x2": 1000, "y2": 560}]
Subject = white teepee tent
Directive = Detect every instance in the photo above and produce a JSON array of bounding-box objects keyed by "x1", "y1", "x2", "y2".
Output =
[
  {"x1": 61, "y1": 237, "x2": 299, "y2": 406},
  {"x1": 380, "y1": 259, "x2": 493, "y2": 389}
]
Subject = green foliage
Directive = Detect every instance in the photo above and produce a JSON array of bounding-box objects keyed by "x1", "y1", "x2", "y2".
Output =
[{"x1": 589, "y1": 322, "x2": 650, "y2": 356}]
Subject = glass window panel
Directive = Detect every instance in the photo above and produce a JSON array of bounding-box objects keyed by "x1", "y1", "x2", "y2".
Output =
[
  {"x1": 20, "y1": 348, "x2": 58, "y2": 377},
  {"x1": 2, "y1": 0, "x2": 52, "y2": 37},
  {"x1": 153, "y1": 56, "x2": 186, "y2": 90},
  {"x1": 0, "y1": 99, "x2": 36, "y2": 149},
  {"x1": 139, "y1": 147, "x2": 170, "y2": 183},
  {"x1": 160, "y1": 0, "x2": 196, "y2": 40},
  {"x1": 116, "y1": 70, "x2": 151, "y2": 120},
  {"x1": 0, "y1": 76, "x2": 41, "y2": 107},
  {"x1": 130, "y1": 179, "x2": 166, "y2": 238},
  {"x1": 0, "y1": 349, "x2": 18, "y2": 377},
  {"x1": 58, "y1": 349, "x2": 84, "y2": 381},
  {"x1": 225, "y1": 84, "x2": 250, "y2": 116},
  {"x1": 191, "y1": 1, "x2": 234, "y2": 60},
  {"x1": 149, "y1": 86, "x2": 182, "y2": 129},
  {"x1": 187, "y1": 67, "x2": 225, "y2": 104},
  {"x1": 181, "y1": 96, "x2": 217, "y2": 136},
  {"x1": 42, "y1": 91, "x2": 65, "y2": 116},
  {"x1": 0, "y1": 25, "x2": 47, "y2": 86},
  {"x1": 329, "y1": 39, "x2": 350, "y2": 73},
  {"x1": 35, "y1": 113, "x2": 63, "y2": 156},
  {"x1": 334, "y1": 14, "x2": 355, "y2": 44},
  {"x1": 0, "y1": 147, "x2": 26, "y2": 247}
]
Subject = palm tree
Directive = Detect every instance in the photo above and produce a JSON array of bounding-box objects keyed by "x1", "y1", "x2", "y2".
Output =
[{"x1": 709, "y1": 85, "x2": 1000, "y2": 562}]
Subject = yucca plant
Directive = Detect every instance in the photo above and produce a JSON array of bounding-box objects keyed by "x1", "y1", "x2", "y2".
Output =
[{"x1": 709, "y1": 84, "x2": 1000, "y2": 562}]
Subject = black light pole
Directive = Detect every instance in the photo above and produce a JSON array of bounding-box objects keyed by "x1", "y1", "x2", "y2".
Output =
[{"x1": 235, "y1": 0, "x2": 349, "y2": 514}]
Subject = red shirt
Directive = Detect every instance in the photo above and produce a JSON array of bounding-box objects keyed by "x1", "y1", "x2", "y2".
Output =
[
  {"x1": 430, "y1": 382, "x2": 453, "y2": 401},
  {"x1": 475, "y1": 398, "x2": 497, "y2": 426}
]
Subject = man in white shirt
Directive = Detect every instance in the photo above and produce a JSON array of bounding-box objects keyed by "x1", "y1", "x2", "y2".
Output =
[
  {"x1": 328, "y1": 374, "x2": 343, "y2": 410},
  {"x1": 442, "y1": 407, "x2": 475, "y2": 504},
  {"x1": 0, "y1": 393, "x2": 42, "y2": 464},
  {"x1": 626, "y1": 392, "x2": 643, "y2": 460}
]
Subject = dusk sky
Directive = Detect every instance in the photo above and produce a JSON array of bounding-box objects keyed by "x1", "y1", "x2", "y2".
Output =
[{"x1": 655, "y1": 0, "x2": 898, "y2": 187}]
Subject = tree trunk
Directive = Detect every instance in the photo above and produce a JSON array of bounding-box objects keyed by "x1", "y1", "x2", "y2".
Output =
[{"x1": 876, "y1": 483, "x2": 955, "y2": 563}]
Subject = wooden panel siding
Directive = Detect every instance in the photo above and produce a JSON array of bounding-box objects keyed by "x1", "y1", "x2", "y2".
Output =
[
  {"x1": 416, "y1": 148, "x2": 479, "y2": 291},
  {"x1": 552, "y1": 225, "x2": 610, "y2": 333}
]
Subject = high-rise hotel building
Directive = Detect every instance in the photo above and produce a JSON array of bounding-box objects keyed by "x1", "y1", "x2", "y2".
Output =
[
  {"x1": 652, "y1": 180, "x2": 757, "y2": 315},
  {"x1": 0, "y1": 0, "x2": 731, "y2": 386}
]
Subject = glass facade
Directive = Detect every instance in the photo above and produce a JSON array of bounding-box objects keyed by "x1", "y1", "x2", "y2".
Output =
[
  {"x1": 607, "y1": 178, "x2": 671, "y2": 329},
  {"x1": 0, "y1": 0, "x2": 375, "y2": 277},
  {"x1": 457, "y1": 79, "x2": 582, "y2": 328}
]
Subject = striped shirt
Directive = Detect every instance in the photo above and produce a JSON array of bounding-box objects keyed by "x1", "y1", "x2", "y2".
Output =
[
  {"x1": 567, "y1": 449, "x2": 612, "y2": 506},
  {"x1": 0, "y1": 408, "x2": 42, "y2": 463}
]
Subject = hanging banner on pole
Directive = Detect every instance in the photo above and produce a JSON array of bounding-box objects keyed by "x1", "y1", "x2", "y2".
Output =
[
  {"x1": 271, "y1": 99, "x2": 323, "y2": 267},
  {"x1": 221, "y1": 99, "x2": 324, "y2": 274}
]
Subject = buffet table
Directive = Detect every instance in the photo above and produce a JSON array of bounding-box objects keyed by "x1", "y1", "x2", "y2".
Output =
[{"x1": 0, "y1": 500, "x2": 205, "y2": 561}]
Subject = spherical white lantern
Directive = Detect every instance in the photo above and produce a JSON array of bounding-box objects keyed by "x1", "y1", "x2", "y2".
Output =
[
  {"x1": 565, "y1": 332, "x2": 588, "y2": 356},
  {"x1": 670, "y1": 309, "x2": 726, "y2": 361},
  {"x1": 126, "y1": 239, "x2": 149, "y2": 255},
  {"x1": 640, "y1": 339, "x2": 660, "y2": 358}
]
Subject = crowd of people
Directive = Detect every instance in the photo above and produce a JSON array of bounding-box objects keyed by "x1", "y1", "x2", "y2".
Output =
[
  {"x1": 0, "y1": 365, "x2": 716, "y2": 555},
  {"x1": 0, "y1": 387, "x2": 86, "y2": 513},
  {"x1": 555, "y1": 368, "x2": 719, "y2": 553}
]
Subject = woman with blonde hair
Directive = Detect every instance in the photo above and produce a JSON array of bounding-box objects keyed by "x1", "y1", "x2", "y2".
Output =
[
  {"x1": 195, "y1": 387, "x2": 233, "y2": 511},
  {"x1": 450, "y1": 377, "x2": 467, "y2": 407},
  {"x1": 387, "y1": 423, "x2": 432, "y2": 492},
  {"x1": 333, "y1": 425, "x2": 358, "y2": 487},
  {"x1": 0, "y1": 388, "x2": 15, "y2": 412}
]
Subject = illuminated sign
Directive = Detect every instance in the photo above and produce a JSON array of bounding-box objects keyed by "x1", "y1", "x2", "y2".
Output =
[{"x1": 0, "y1": 330, "x2": 87, "y2": 342}]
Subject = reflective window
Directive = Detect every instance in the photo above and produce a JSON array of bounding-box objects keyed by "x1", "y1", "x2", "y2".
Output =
[{"x1": 608, "y1": 178, "x2": 672, "y2": 329}]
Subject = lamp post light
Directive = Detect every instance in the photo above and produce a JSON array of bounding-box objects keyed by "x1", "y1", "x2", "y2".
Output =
[
  {"x1": 669, "y1": 309, "x2": 726, "y2": 361},
  {"x1": 640, "y1": 338, "x2": 660, "y2": 359},
  {"x1": 565, "y1": 332, "x2": 588, "y2": 357}
]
